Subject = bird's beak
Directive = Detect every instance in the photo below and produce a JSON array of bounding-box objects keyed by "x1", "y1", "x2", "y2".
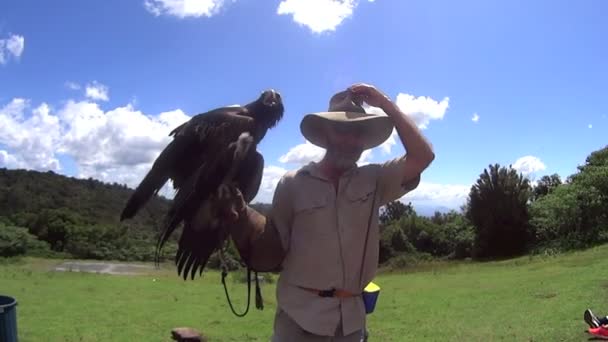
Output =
[{"x1": 262, "y1": 90, "x2": 279, "y2": 107}]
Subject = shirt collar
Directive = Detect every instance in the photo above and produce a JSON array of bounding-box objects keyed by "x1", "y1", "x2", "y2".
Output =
[{"x1": 297, "y1": 161, "x2": 359, "y2": 181}]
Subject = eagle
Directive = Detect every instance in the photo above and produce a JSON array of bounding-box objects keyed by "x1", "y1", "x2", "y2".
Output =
[{"x1": 119, "y1": 89, "x2": 284, "y2": 280}]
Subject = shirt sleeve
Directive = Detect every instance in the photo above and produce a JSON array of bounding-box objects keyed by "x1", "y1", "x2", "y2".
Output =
[
  {"x1": 268, "y1": 174, "x2": 295, "y2": 252},
  {"x1": 376, "y1": 155, "x2": 421, "y2": 206}
]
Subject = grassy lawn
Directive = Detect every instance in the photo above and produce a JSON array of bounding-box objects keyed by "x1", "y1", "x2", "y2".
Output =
[{"x1": 1, "y1": 245, "x2": 608, "y2": 341}]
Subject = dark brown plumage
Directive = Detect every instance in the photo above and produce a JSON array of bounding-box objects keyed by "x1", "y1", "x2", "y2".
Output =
[{"x1": 119, "y1": 89, "x2": 284, "y2": 279}]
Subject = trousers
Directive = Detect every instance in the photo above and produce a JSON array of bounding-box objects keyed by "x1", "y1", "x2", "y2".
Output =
[{"x1": 270, "y1": 307, "x2": 365, "y2": 342}]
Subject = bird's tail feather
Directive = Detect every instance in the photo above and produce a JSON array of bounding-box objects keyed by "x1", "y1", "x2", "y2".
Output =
[
  {"x1": 174, "y1": 220, "x2": 224, "y2": 280},
  {"x1": 153, "y1": 163, "x2": 213, "y2": 267}
]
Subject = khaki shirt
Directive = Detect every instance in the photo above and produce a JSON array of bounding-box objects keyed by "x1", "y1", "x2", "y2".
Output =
[{"x1": 269, "y1": 155, "x2": 421, "y2": 337}]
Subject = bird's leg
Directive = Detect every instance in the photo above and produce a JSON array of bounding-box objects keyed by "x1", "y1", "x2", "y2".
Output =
[
  {"x1": 217, "y1": 236, "x2": 231, "y2": 277},
  {"x1": 217, "y1": 183, "x2": 232, "y2": 201},
  {"x1": 223, "y1": 132, "x2": 254, "y2": 182},
  {"x1": 218, "y1": 242, "x2": 226, "y2": 268}
]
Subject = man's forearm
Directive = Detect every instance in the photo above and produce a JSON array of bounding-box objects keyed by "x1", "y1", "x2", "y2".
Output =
[{"x1": 228, "y1": 206, "x2": 286, "y2": 272}]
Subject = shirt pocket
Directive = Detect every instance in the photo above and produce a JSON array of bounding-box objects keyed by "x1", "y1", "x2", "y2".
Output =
[
  {"x1": 293, "y1": 194, "x2": 328, "y2": 215},
  {"x1": 292, "y1": 194, "x2": 332, "y2": 240},
  {"x1": 345, "y1": 181, "x2": 377, "y2": 204}
]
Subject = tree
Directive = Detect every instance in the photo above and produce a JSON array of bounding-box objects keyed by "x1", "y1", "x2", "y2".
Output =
[
  {"x1": 529, "y1": 182, "x2": 599, "y2": 249},
  {"x1": 379, "y1": 200, "x2": 414, "y2": 225},
  {"x1": 466, "y1": 163, "x2": 532, "y2": 259},
  {"x1": 572, "y1": 145, "x2": 608, "y2": 174},
  {"x1": 532, "y1": 174, "x2": 562, "y2": 201},
  {"x1": 29, "y1": 208, "x2": 86, "y2": 251}
]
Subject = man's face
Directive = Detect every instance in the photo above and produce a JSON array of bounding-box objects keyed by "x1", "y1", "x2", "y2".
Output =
[{"x1": 323, "y1": 123, "x2": 365, "y2": 170}]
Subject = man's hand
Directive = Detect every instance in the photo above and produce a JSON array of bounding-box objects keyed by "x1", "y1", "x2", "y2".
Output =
[
  {"x1": 216, "y1": 183, "x2": 246, "y2": 223},
  {"x1": 349, "y1": 83, "x2": 435, "y2": 190},
  {"x1": 348, "y1": 83, "x2": 394, "y2": 112}
]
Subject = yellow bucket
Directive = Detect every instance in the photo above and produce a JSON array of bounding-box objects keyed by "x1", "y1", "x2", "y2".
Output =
[{"x1": 362, "y1": 281, "x2": 380, "y2": 314}]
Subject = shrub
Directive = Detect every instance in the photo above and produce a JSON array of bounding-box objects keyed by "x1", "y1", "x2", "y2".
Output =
[{"x1": 0, "y1": 224, "x2": 52, "y2": 257}]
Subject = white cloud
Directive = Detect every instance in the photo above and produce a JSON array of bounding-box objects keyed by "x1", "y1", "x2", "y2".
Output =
[
  {"x1": 512, "y1": 155, "x2": 546, "y2": 177},
  {"x1": 279, "y1": 140, "x2": 325, "y2": 165},
  {"x1": 0, "y1": 96, "x2": 191, "y2": 197},
  {"x1": 0, "y1": 100, "x2": 62, "y2": 171},
  {"x1": 361, "y1": 92, "x2": 447, "y2": 155},
  {"x1": 251, "y1": 165, "x2": 289, "y2": 203},
  {"x1": 0, "y1": 150, "x2": 26, "y2": 169},
  {"x1": 396, "y1": 93, "x2": 449, "y2": 130},
  {"x1": 65, "y1": 82, "x2": 81, "y2": 90},
  {"x1": 361, "y1": 104, "x2": 386, "y2": 117},
  {"x1": 401, "y1": 181, "x2": 470, "y2": 210},
  {"x1": 85, "y1": 81, "x2": 109, "y2": 102},
  {"x1": 277, "y1": 0, "x2": 374, "y2": 34},
  {"x1": 378, "y1": 128, "x2": 398, "y2": 154},
  {"x1": 5, "y1": 35, "x2": 24, "y2": 58},
  {"x1": 278, "y1": 138, "x2": 374, "y2": 168},
  {"x1": 588, "y1": 124, "x2": 593, "y2": 129},
  {"x1": 472, "y1": 113, "x2": 479, "y2": 123},
  {"x1": 144, "y1": 0, "x2": 228, "y2": 18},
  {"x1": 357, "y1": 149, "x2": 373, "y2": 166},
  {"x1": 363, "y1": 93, "x2": 449, "y2": 132},
  {"x1": 0, "y1": 34, "x2": 25, "y2": 65}
]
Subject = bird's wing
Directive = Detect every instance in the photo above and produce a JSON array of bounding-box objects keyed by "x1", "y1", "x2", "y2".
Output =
[
  {"x1": 120, "y1": 107, "x2": 254, "y2": 221},
  {"x1": 155, "y1": 142, "x2": 235, "y2": 266},
  {"x1": 166, "y1": 107, "x2": 255, "y2": 190},
  {"x1": 235, "y1": 150, "x2": 265, "y2": 203},
  {"x1": 167, "y1": 136, "x2": 257, "y2": 280}
]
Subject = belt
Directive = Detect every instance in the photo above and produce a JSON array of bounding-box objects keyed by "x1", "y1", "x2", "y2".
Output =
[{"x1": 298, "y1": 286, "x2": 360, "y2": 298}]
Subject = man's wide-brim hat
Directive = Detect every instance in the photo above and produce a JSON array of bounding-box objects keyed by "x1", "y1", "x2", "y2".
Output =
[{"x1": 300, "y1": 89, "x2": 394, "y2": 150}]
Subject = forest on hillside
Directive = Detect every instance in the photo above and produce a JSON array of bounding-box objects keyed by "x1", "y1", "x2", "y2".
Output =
[{"x1": 1, "y1": 145, "x2": 607, "y2": 270}]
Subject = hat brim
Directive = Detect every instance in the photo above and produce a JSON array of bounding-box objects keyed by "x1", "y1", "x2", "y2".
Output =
[{"x1": 300, "y1": 111, "x2": 394, "y2": 150}]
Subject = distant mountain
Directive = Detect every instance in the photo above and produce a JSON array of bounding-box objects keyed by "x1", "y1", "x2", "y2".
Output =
[
  {"x1": 412, "y1": 204, "x2": 454, "y2": 217},
  {"x1": 0, "y1": 168, "x2": 172, "y2": 230},
  {"x1": 0, "y1": 167, "x2": 275, "y2": 230},
  {"x1": 0, "y1": 167, "x2": 456, "y2": 230},
  {"x1": 0, "y1": 168, "x2": 273, "y2": 263}
]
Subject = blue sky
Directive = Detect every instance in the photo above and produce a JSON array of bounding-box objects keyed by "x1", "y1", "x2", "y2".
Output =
[{"x1": 0, "y1": 0, "x2": 607, "y2": 210}]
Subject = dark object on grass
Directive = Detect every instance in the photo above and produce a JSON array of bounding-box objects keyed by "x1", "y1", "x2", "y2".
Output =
[
  {"x1": 171, "y1": 327, "x2": 206, "y2": 342},
  {"x1": 0, "y1": 295, "x2": 18, "y2": 342},
  {"x1": 585, "y1": 308, "x2": 608, "y2": 328}
]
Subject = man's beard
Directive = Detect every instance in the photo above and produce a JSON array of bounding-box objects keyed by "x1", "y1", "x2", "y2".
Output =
[{"x1": 325, "y1": 146, "x2": 363, "y2": 171}]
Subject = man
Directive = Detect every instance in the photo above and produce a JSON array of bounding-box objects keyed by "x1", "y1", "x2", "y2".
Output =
[{"x1": 219, "y1": 83, "x2": 435, "y2": 341}]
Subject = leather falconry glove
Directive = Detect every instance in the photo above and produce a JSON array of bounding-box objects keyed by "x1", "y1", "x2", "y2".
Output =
[{"x1": 216, "y1": 183, "x2": 285, "y2": 272}]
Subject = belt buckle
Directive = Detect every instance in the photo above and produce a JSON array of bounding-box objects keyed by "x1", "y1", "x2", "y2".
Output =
[{"x1": 318, "y1": 288, "x2": 336, "y2": 298}]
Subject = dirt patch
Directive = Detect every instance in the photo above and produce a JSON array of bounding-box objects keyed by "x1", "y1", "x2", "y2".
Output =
[
  {"x1": 533, "y1": 291, "x2": 558, "y2": 300},
  {"x1": 54, "y1": 261, "x2": 155, "y2": 275}
]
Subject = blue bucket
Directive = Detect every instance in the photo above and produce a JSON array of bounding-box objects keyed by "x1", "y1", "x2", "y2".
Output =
[
  {"x1": 0, "y1": 295, "x2": 18, "y2": 342},
  {"x1": 362, "y1": 282, "x2": 380, "y2": 314}
]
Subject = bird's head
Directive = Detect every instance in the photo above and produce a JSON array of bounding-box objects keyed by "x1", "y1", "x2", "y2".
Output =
[{"x1": 245, "y1": 89, "x2": 285, "y2": 129}]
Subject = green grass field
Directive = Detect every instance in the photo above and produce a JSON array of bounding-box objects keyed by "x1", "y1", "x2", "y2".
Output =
[{"x1": 1, "y1": 245, "x2": 608, "y2": 341}]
